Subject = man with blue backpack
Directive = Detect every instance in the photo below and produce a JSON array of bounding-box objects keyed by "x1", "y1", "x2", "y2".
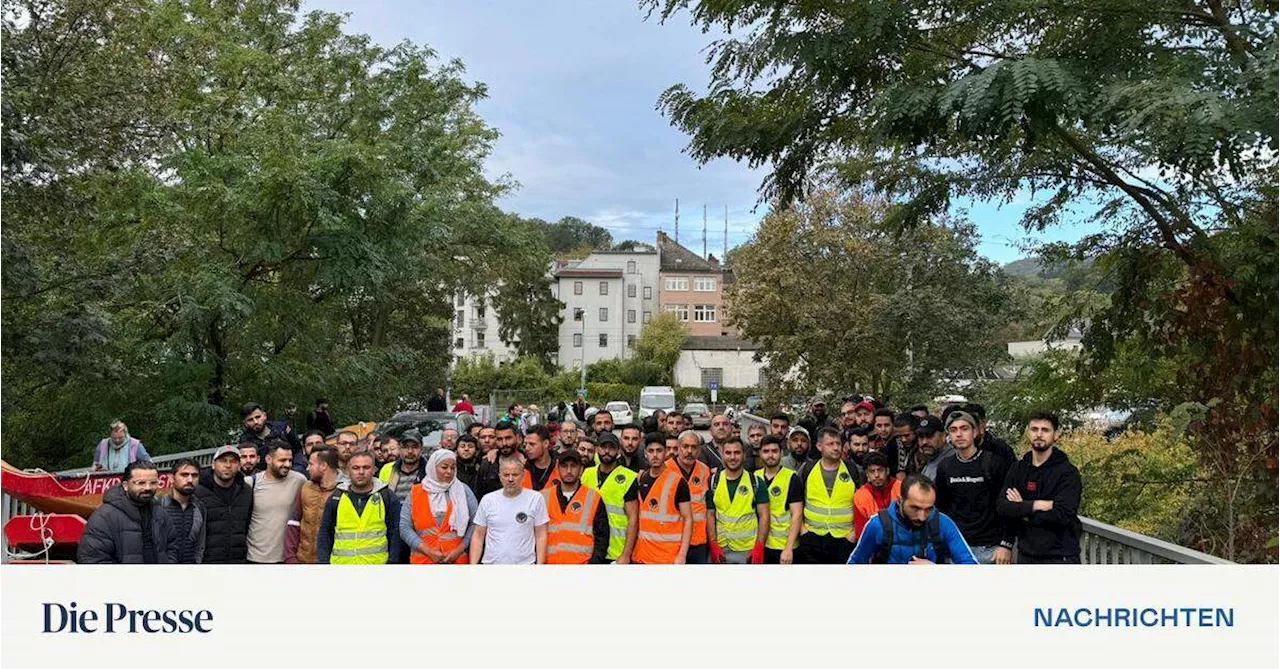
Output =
[{"x1": 846, "y1": 475, "x2": 978, "y2": 564}]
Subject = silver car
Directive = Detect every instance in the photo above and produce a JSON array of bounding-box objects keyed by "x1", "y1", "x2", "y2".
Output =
[{"x1": 683, "y1": 402, "x2": 712, "y2": 429}]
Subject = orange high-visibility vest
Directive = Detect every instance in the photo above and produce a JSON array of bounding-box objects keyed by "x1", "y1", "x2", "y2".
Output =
[
  {"x1": 521, "y1": 464, "x2": 561, "y2": 491},
  {"x1": 409, "y1": 485, "x2": 467, "y2": 565},
  {"x1": 668, "y1": 459, "x2": 710, "y2": 546},
  {"x1": 540, "y1": 484, "x2": 602, "y2": 564},
  {"x1": 634, "y1": 470, "x2": 686, "y2": 564}
]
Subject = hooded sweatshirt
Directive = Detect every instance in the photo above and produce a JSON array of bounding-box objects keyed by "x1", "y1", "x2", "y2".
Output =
[
  {"x1": 194, "y1": 468, "x2": 254, "y2": 563},
  {"x1": 996, "y1": 448, "x2": 1083, "y2": 559},
  {"x1": 315, "y1": 478, "x2": 403, "y2": 563}
]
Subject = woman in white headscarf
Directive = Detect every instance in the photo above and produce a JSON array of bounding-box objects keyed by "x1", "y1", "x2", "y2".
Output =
[{"x1": 399, "y1": 449, "x2": 478, "y2": 564}]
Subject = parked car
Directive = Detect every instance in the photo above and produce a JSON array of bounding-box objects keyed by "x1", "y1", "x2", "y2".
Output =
[
  {"x1": 683, "y1": 402, "x2": 712, "y2": 429},
  {"x1": 375, "y1": 411, "x2": 475, "y2": 452},
  {"x1": 745, "y1": 395, "x2": 764, "y2": 413},
  {"x1": 605, "y1": 401, "x2": 633, "y2": 425}
]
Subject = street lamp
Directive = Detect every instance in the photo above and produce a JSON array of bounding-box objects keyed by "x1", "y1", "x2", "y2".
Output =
[{"x1": 574, "y1": 308, "x2": 586, "y2": 395}]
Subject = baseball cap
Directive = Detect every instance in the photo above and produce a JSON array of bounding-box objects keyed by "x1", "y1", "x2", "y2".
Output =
[
  {"x1": 596, "y1": 432, "x2": 620, "y2": 448},
  {"x1": 914, "y1": 416, "x2": 943, "y2": 436},
  {"x1": 945, "y1": 411, "x2": 977, "y2": 430},
  {"x1": 557, "y1": 449, "x2": 586, "y2": 465},
  {"x1": 787, "y1": 426, "x2": 811, "y2": 441},
  {"x1": 213, "y1": 445, "x2": 241, "y2": 460},
  {"x1": 855, "y1": 401, "x2": 876, "y2": 413},
  {"x1": 810, "y1": 394, "x2": 828, "y2": 405},
  {"x1": 400, "y1": 429, "x2": 423, "y2": 444}
]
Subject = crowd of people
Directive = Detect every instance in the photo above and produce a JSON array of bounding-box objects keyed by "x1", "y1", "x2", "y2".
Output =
[{"x1": 77, "y1": 394, "x2": 1083, "y2": 566}]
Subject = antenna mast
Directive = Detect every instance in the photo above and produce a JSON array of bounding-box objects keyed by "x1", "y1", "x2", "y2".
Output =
[
  {"x1": 702, "y1": 205, "x2": 708, "y2": 259},
  {"x1": 674, "y1": 198, "x2": 680, "y2": 243}
]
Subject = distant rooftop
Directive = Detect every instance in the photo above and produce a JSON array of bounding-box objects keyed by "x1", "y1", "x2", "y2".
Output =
[
  {"x1": 681, "y1": 335, "x2": 759, "y2": 351},
  {"x1": 657, "y1": 231, "x2": 720, "y2": 273},
  {"x1": 555, "y1": 268, "x2": 623, "y2": 279}
]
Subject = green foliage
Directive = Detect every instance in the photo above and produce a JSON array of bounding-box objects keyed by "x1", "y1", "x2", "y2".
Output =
[
  {"x1": 1, "y1": 0, "x2": 555, "y2": 468},
  {"x1": 539, "y1": 216, "x2": 614, "y2": 255},
  {"x1": 728, "y1": 189, "x2": 1020, "y2": 402},
  {"x1": 631, "y1": 313, "x2": 690, "y2": 383}
]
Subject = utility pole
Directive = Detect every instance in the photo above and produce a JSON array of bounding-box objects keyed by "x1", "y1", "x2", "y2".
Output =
[
  {"x1": 723, "y1": 205, "x2": 728, "y2": 260},
  {"x1": 702, "y1": 204, "x2": 708, "y2": 259},
  {"x1": 674, "y1": 198, "x2": 680, "y2": 244}
]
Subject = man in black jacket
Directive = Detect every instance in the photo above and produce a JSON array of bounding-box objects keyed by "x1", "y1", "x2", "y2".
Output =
[
  {"x1": 935, "y1": 411, "x2": 1014, "y2": 564},
  {"x1": 997, "y1": 411, "x2": 1083, "y2": 564},
  {"x1": 967, "y1": 403, "x2": 1016, "y2": 466},
  {"x1": 194, "y1": 446, "x2": 255, "y2": 563},
  {"x1": 79, "y1": 461, "x2": 178, "y2": 564},
  {"x1": 238, "y1": 402, "x2": 301, "y2": 464}
]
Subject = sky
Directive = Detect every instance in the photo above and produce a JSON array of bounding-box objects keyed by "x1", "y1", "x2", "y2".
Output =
[{"x1": 303, "y1": 0, "x2": 1095, "y2": 264}]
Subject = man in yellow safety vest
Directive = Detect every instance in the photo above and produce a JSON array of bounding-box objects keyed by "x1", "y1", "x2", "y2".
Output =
[
  {"x1": 795, "y1": 427, "x2": 863, "y2": 564},
  {"x1": 580, "y1": 431, "x2": 638, "y2": 563},
  {"x1": 317, "y1": 452, "x2": 402, "y2": 564},
  {"x1": 707, "y1": 438, "x2": 769, "y2": 564}
]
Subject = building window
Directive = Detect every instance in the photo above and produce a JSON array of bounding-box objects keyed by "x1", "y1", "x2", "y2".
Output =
[
  {"x1": 599, "y1": 333, "x2": 608, "y2": 348},
  {"x1": 694, "y1": 304, "x2": 717, "y2": 322},
  {"x1": 599, "y1": 307, "x2": 608, "y2": 322},
  {"x1": 599, "y1": 281, "x2": 609, "y2": 295},
  {"x1": 665, "y1": 277, "x2": 688, "y2": 291},
  {"x1": 627, "y1": 260, "x2": 637, "y2": 274},
  {"x1": 475, "y1": 332, "x2": 485, "y2": 348},
  {"x1": 643, "y1": 286, "x2": 652, "y2": 299},
  {"x1": 700, "y1": 368, "x2": 724, "y2": 388},
  {"x1": 627, "y1": 309, "x2": 636, "y2": 323},
  {"x1": 694, "y1": 277, "x2": 717, "y2": 292},
  {"x1": 454, "y1": 337, "x2": 464, "y2": 349},
  {"x1": 664, "y1": 304, "x2": 689, "y2": 321},
  {"x1": 456, "y1": 294, "x2": 466, "y2": 307},
  {"x1": 456, "y1": 310, "x2": 465, "y2": 328},
  {"x1": 627, "y1": 335, "x2": 636, "y2": 348},
  {"x1": 628, "y1": 284, "x2": 636, "y2": 298},
  {"x1": 643, "y1": 311, "x2": 652, "y2": 323},
  {"x1": 475, "y1": 305, "x2": 486, "y2": 320},
  {"x1": 573, "y1": 333, "x2": 583, "y2": 348},
  {"x1": 574, "y1": 281, "x2": 583, "y2": 295}
]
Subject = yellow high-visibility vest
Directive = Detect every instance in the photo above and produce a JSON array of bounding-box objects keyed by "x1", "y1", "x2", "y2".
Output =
[
  {"x1": 755, "y1": 468, "x2": 796, "y2": 550},
  {"x1": 713, "y1": 471, "x2": 758, "y2": 552},
  {"x1": 802, "y1": 461, "x2": 856, "y2": 539},
  {"x1": 331, "y1": 491, "x2": 389, "y2": 565},
  {"x1": 582, "y1": 465, "x2": 637, "y2": 561}
]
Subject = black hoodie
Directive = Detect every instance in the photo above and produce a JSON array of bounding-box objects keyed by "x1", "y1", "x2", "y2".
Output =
[
  {"x1": 996, "y1": 448, "x2": 1082, "y2": 559},
  {"x1": 194, "y1": 468, "x2": 254, "y2": 563}
]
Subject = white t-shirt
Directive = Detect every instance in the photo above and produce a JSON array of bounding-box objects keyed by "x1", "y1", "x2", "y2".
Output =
[{"x1": 474, "y1": 488, "x2": 549, "y2": 565}]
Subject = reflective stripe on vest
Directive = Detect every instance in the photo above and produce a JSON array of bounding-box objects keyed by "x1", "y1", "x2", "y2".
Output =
[
  {"x1": 755, "y1": 468, "x2": 797, "y2": 549},
  {"x1": 332, "y1": 492, "x2": 389, "y2": 564},
  {"x1": 409, "y1": 485, "x2": 465, "y2": 565},
  {"x1": 541, "y1": 485, "x2": 601, "y2": 564},
  {"x1": 802, "y1": 462, "x2": 857, "y2": 538},
  {"x1": 582, "y1": 465, "x2": 637, "y2": 560},
  {"x1": 667, "y1": 459, "x2": 710, "y2": 546},
  {"x1": 634, "y1": 470, "x2": 685, "y2": 564},
  {"x1": 713, "y1": 472, "x2": 758, "y2": 552}
]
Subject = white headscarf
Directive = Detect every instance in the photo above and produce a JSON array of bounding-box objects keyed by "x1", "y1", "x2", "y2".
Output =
[{"x1": 422, "y1": 449, "x2": 470, "y2": 533}]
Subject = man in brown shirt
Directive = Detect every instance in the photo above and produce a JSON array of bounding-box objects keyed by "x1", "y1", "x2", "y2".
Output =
[{"x1": 284, "y1": 447, "x2": 344, "y2": 564}]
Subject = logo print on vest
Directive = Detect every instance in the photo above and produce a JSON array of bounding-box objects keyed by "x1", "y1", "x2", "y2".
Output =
[
  {"x1": 371, "y1": 494, "x2": 382, "y2": 505},
  {"x1": 648, "y1": 498, "x2": 659, "y2": 509},
  {"x1": 615, "y1": 474, "x2": 626, "y2": 484},
  {"x1": 569, "y1": 501, "x2": 582, "y2": 511},
  {"x1": 692, "y1": 476, "x2": 701, "y2": 485},
  {"x1": 770, "y1": 486, "x2": 781, "y2": 497},
  {"x1": 738, "y1": 485, "x2": 750, "y2": 495},
  {"x1": 515, "y1": 512, "x2": 529, "y2": 524},
  {"x1": 838, "y1": 472, "x2": 850, "y2": 482}
]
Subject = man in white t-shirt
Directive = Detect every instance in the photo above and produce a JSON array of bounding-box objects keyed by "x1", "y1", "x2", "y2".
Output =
[{"x1": 470, "y1": 457, "x2": 549, "y2": 564}]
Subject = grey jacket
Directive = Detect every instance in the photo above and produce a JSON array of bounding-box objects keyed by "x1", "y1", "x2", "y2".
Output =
[
  {"x1": 78, "y1": 485, "x2": 179, "y2": 564},
  {"x1": 156, "y1": 494, "x2": 207, "y2": 563}
]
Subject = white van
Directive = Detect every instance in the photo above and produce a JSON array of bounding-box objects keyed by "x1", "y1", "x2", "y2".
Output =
[{"x1": 638, "y1": 386, "x2": 677, "y2": 420}]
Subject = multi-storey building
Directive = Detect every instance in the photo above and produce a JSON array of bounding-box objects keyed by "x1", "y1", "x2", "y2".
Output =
[
  {"x1": 451, "y1": 290, "x2": 521, "y2": 364},
  {"x1": 656, "y1": 231, "x2": 730, "y2": 337},
  {"x1": 553, "y1": 249, "x2": 659, "y2": 370}
]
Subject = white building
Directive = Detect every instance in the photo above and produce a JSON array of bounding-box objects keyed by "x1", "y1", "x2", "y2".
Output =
[
  {"x1": 554, "y1": 250, "x2": 659, "y2": 370},
  {"x1": 451, "y1": 291, "x2": 520, "y2": 364},
  {"x1": 1007, "y1": 325, "x2": 1085, "y2": 358},
  {"x1": 674, "y1": 336, "x2": 765, "y2": 388}
]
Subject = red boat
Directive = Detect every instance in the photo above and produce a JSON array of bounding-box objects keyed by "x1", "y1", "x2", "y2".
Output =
[{"x1": 1, "y1": 460, "x2": 174, "y2": 518}]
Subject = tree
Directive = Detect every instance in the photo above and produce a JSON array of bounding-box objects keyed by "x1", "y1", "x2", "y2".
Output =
[
  {"x1": 540, "y1": 216, "x2": 614, "y2": 254},
  {"x1": 632, "y1": 312, "x2": 690, "y2": 383},
  {"x1": 489, "y1": 214, "x2": 564, "y2": 367},
  {"x1": 1, "y1": 0, "x2": 555, "y2": 468},
  {"x1": 728, "y1": 189, "x2": 1019, "y2": 401},
  {"x1": 647, "y1": 0, "x2": 1277, "y2": 556}
]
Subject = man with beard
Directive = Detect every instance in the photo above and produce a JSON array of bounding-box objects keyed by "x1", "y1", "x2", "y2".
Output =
[
  {"x1": 799, "y1": 396, "x2": 837, "y2": 440},
  {"x1": 935, "y1": 411, "x2": 1014, "y2": 565},
  {"x1": 454, "y1": 435, "x2": 482, "y2": 492},
  {"x1": 478, "y1": 425, "x2": 497, "y2": 456},
  {"x1": 285, "y1": 446, "x2": 344, "y2": 564},
  {"x1": 317, "y1": 452, "x2": 403, "y2": 564},
  {"x1": 769, "y1": 413, "x2": 791, "y2": 439},
  {"x1": 889, "y1": 413, "x2": 917, "y2": 479},
  {"x1": 632, "y1": 433, "x2": 693, "y2": 564},
  {"x1": 591, "y1": 409, "x2": 615, "y2": 436},
  {"x1": 745, "y1": 423, "x2": 766, "y2": 472},
  {"x1": 238, "y1": 442, "x2": 262, "y2": 475},
  {"x1": 663, "y1": 410, "x2": 685, "y2": 438},
  {"x1": 617, "y1": 423, "x2": 646, "y2": 472},
  {"x1": 903, "y1": 416, "x2": 953, "y2": 480},
  {"x1": 852, "y1": 452, "x2": 901, "y2": 540},
  {"x1": 847, "y1": 476, "x2": 978, "y2": 564},
  {"x1": 474, "y1": 421, "x2": 522, "y2": 498},
  {"x1": 238, "y1": 402, "x2": 300, "y2": 465},
  {"x1": 998, "y1": 412, "x2": 1083, "y2": 564},
  {"x1": 753, "y1": 435, "x2": 804, "y2": 564},
  {"x1": 707, "y1": 438, "x2": 769, "y2": 564},
  {"x1": 541, "y1": 449, "x2": 610, "y2": 564},
  {"x1": 870, "y1": 409, "x2": 897, "y2": 463},
  {"x1": 559, "y1": 420, "x2": 581, "y2": 454},
  {"x1": 845, "y1": 428, "x2": 871, "y2": 467},
  {"x1": 852, "y1": 401, "x2": 876, "y2": 430},
  {"x1": 79, "y1": 461, "x2": 178, "y2": 563},
  {"x1": 581, "y1": 431, "x2": 639, "y2": 563},
  {"x1": 576, "y1": 436, "x2": 598, "y2": 466},
  {"x1": 379, "y1": 430, "x2": 427, "y2": 502},
  {"x1": 701, "y1": 413, "x2": 735, "y2": 475},
  {"x1": 668, "y1": 430, "x2": 715, "y2": 563},
  {"x1": 195, "y1": 446, "x2": 255, "y2": 563},
  {"x1": 794, "y1": 428, "x2": 861, "y2": 564},
  {"x1": 335, "y1": 430, "x2": 360, "y2": 477},
  {"x1": 781, "y1": 426, "x2": 813, "y2": 470},
  {"x1": 246, "y1": 441, "x2": 307, "y2": 564},
  {"x1": 520, "y1": 426, "x2": 561, "y2": 491},
  {"x1": 157, "y1": 458, "x2": 206, "y2": 563}
]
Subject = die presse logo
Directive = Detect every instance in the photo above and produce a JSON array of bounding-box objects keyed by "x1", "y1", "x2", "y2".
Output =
[{"x1": 43, "y1": 602, "x2": 213, "y2": 634}]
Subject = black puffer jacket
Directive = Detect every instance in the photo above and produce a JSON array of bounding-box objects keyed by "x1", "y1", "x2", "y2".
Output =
[
  {"x1": 193, "y1": 468, "x2": 254, "y2": 563},
  {"x1": 78, "y1": 485, "x2": 178, "y2": 564}
]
